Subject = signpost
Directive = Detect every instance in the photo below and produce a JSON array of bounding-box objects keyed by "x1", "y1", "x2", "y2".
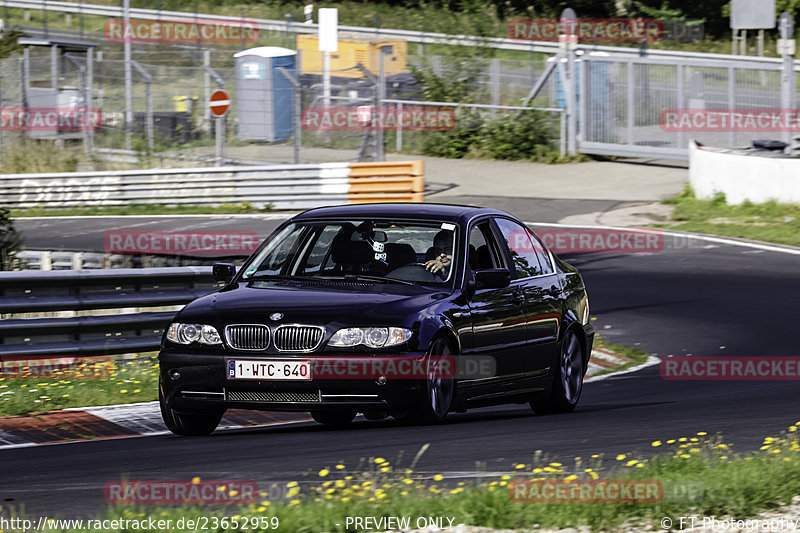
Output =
[
  {"x1": 730, "y1": 0, "x2": 776, "y2": 55},
  {"x1": 210, "y1": 89, "x2": 230, "y2": 166}
]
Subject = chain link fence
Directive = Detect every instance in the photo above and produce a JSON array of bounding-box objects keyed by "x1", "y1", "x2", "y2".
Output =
[{"x1": 0, "y1": 31, "x2": 566, "y2": 168}]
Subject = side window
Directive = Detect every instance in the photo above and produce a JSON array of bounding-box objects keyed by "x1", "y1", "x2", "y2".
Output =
[
  {"x1": 252, "y1": 225, "x2": 306, "y2": 276},
  {"x1": 468, "y1": 222, "x2": 499, "y2": 271},
  {"x1": 527, "y1": 229, "x2": 554, "y2": 275},
  {"x1": 301, "y1": 225, "x2": 341, "y2": 274},
  {"x1": 494, "y1": 218, "x2": 544, "y2": 279}
]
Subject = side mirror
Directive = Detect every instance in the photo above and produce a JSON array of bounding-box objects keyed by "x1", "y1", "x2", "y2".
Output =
[
  {"x1": 474, "y1": 268, "x2": 511, "y2": 290},
  {"x1": 213, "y1": 263, "x2": 236, "y2": 284}
]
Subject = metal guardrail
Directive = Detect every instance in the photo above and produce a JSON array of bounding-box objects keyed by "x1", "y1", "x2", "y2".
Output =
[
  {"x1": 0, "y1": 267, "x2": 217, "y2": 357},
  {"x1": 7, "y1": 0, "x2": 800, "y2": 65},
  {"x1": 0, "y1": 160, "x2": 425, "y2": 210}
]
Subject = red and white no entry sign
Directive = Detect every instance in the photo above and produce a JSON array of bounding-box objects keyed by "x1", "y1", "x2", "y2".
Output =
[{"x1": 209, "y1": 90, "x2": 231, "y2": 117}]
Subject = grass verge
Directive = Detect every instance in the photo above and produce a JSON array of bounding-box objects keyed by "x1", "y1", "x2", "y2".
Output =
[
  {"x1": 0, "y1": 353, "x2": 158, "y2": 417},
  {"x1": 655, "y1": 187, "x2": 800, "y2": 248},
  {"x1": 10, "y1": 202, "x2": 274, "y2": 217},
  {"x1": 589, "y1": 335, "x2": 651, "y2": 378},
  {"x1": 10, "y1": 425, "x2": 800, "y2": 532}
]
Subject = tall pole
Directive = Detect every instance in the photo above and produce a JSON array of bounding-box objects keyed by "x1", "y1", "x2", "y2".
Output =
[
  {"x1": 318, "y1": 8, "x2": 337, "y2": 110},
  {"x1": 215, "y1": 116, "x2": 223, "y2": 166},
  {"x1": 86, "y1": 47, "x2": 93, "y2": 156},
  {"x1": 779, "y1": 12, "x2": 795, "y2": 148},
  {"x1": 124, "y1": 0, "x2": 133, "y2": 151},
  {"x1": 203, "y1": 50, "x2": 211, "y2": 133},
  {"x1": 322, "y1": 50, "x2": 330, "y2": 108},
  {"x1": 276, "y1": 66, "x2": 301, "y2": 164},
  {"x1": 376, "y1": 47, "x2": 389, "y2": 161},
  {"x1": 561, "y1": 8, "x2": 578, "y2": 156}
]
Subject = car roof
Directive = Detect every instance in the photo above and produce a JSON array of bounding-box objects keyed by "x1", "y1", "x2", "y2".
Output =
[{"x1": 292, "y1": 203, "x2": 510, "y2": 224}]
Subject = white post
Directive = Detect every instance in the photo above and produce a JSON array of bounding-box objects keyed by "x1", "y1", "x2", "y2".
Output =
[
  {"x1": 203, "y1": 50, "x2": 211, "y2": 133},
  {"x1": 216, "y1": 116, "x2": 224, "y2": 166},
  {"x1": 322, "y1": 50, "x2": 330, "y2": 108},
  {"x1": 124, "y1": 0, "x2": 133, "y2": 151},
  {"x1": 779, "y1": 12, "x2": 795, "y2": 148},
  {"x1": 318, "y1": 8, "x2": 338, "y2": 109}
]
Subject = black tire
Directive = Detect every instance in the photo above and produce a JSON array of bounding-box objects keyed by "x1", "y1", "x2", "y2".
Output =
[
  {"x1": 311, "y1": 410, "x2": 356, "y2": 427},
  {"x1": 395, "y1": 337, "x2": 455, "y2": 425},
  {"x1": 159, "y1": 386, "x2": 223, "y2": 436},
  {"x1": 530, "y1": 328, "x2": 585, "y2": 415}
]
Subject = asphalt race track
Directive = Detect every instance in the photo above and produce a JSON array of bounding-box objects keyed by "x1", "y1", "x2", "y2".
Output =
[{"x1": 2, "y1": 214, "x2": 800, "y2": 518}]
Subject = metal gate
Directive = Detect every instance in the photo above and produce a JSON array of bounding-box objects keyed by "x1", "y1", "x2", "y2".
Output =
[{"x1": 576, "y1": 52, "x2": 797, "y2": 159}]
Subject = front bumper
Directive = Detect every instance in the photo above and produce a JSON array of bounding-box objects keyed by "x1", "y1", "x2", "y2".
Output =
[{"x1": 159, "y1": 351, "x2": 427, "y2": 414}]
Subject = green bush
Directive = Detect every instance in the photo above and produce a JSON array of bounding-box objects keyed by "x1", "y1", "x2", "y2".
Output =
[
  {"x1": 0, "y1": 139, "x2": 80, "y2": 174},
  {"x1": 479, "y1": 111, "x2": 554, "y2": 160},
  {"x1": 420, "y1": 109, "x2": 484, "y2": 158},
  {"x1": 421, "y1": 109, "x2": 562, "y2": 162}
]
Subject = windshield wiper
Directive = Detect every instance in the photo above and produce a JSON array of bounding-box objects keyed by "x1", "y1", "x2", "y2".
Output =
[
  {"x1": 341, "y1": 274, "x2": 416, "y2": 286},
  {"x1": 247, "y1": 272, "x2": 416, "y2": 286},
  {"x1": 246, "y1": 273, "x2": 328, "y2": 282}
]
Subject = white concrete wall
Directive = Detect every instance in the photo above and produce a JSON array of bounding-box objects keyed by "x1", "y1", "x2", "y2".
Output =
[{"x1": 688, "y1": 140, "x2": 800, "y2": 205}]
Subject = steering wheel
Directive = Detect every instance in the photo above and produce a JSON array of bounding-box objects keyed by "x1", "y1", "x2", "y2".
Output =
[{"x1": 387, "y1": 263, "x2": 446, "y2": 282}]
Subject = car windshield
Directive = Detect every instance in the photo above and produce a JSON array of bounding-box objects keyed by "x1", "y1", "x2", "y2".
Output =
[{"x1": 241, "y1": 219, "x2": 458, "y2": 285}]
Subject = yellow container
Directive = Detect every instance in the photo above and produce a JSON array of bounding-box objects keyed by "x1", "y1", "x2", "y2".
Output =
[{"x1": 297, "y1": 34, "x2": 407, "y2": 78}]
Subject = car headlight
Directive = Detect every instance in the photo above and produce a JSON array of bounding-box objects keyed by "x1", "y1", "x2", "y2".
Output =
[
  {"x1": 166, "y1": 323, "x2": 222, "y2": 345},
  {"x1": 328, "y1": 327, "x2": 412, "y2": 348}
]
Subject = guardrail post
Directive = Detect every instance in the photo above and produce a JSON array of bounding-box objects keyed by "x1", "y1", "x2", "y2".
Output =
[{"x1": 41, "y1": 251, "x2": 52, "y2": 271}]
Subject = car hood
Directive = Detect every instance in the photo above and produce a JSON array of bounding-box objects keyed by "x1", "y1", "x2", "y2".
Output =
[{"x1": 178, "y1": 280, "x2": 452, "y2": 326}]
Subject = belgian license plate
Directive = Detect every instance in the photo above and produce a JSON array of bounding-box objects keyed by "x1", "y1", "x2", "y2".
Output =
[{"x1": 227, "y1": 359, "x2": 312, "y2": 381}]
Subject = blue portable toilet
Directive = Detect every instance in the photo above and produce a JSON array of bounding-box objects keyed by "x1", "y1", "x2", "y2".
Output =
[{"x1": 234, "y1": 46, "x2": 297, "y2": 142}]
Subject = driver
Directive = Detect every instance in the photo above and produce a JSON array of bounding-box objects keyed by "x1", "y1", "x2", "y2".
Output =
[{"x1": 425, "y1": 230, "x2": 453, "y2": 275}]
